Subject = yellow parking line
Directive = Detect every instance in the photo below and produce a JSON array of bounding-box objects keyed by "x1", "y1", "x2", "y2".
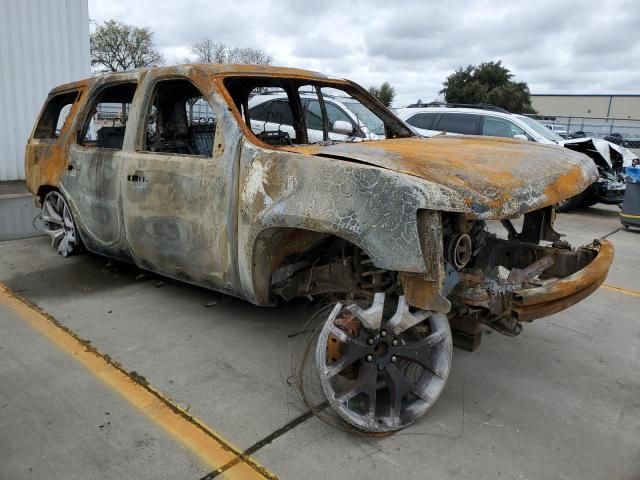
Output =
[
  {"x1": 0, "y1": 283, "x2": 275, "y2": 480},
  {"x1": 601, "y1": 283, "x2": 640, "y2": 298}
]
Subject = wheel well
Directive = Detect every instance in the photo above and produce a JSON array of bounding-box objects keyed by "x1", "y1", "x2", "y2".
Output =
[
  {"x1": 251, "y1": 227, "x2": 374, "y2": 305},
  {"x1": 35, "y1": 185, "x2": 58, "y2": 206}
]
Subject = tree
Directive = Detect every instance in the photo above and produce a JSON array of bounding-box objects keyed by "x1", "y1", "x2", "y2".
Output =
[
  {"x1": 90, "y1": 20, "x2": 163, "y2": 72},
  {"x1": 440, "y1": 61, "x2": 535, "y2": 114},
  {"x1": 190, "y1": 39, "x2": 273, "y2": 65},
  {"x1": 227, "y1": 47, "x2": 273, "y2": 65},
  {"x1": 368, "y1": 82, "x2": 396, "y2": 107},
  {"x1": 190, "y1": 39, "x2": 227, "y2": 63}
]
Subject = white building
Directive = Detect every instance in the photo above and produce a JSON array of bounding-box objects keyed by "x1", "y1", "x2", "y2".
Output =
[
  {"x1": 531, "y1": 94, "x2": 640, "y2": 120},
  {"x1": 0, "y1": 0, "x2": 90, "y2": 181},
  {"x1": 530, "y1": 94, "x2": 640, "y2": 140}
]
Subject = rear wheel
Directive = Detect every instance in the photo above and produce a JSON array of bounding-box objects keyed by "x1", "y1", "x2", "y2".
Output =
[
  {"x1": 41, "y1": 191, "x2": 79, "y2": 257},
  {"x1": 316, "y1": 293, "x2": 452, "y2": 432}
]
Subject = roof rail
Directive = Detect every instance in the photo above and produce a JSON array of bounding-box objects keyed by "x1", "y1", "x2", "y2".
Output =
[{"x1": 406, "y1": 101, "x2": 509, "y2": 113}]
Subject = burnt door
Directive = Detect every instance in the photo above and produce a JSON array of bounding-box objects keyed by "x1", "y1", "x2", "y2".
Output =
[
  {"x1": 61, "y1": 81, "x2": 138, "y2": 259},
  {"x1": 121, "y1": 76, "x2": 239, "y2": 294}
]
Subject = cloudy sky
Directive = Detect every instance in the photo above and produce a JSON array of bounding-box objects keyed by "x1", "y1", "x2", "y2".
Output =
[{"x1": 88, "y1": 0, "x2": 640, "y2": 107}]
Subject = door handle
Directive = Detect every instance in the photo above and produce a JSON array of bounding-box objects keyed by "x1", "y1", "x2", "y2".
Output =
[{"x1": 127, "y1": 171, "x2": 148, "y2": 183}]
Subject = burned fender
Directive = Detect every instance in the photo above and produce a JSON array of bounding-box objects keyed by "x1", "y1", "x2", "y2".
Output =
[{"x1": 236, "y1": 142, "x2": 476, "y2": 304}]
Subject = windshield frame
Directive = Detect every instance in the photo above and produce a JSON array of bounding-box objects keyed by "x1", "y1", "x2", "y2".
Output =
[
  {"x1": 516, "y1": 115, "x2": 564, "y2": 143},
  {"x1": 340, "y1": 99, "x2": 386, "y2": 136},
  {"x1": 218, "y1": 75, "x2": 414, "y2": 148}
]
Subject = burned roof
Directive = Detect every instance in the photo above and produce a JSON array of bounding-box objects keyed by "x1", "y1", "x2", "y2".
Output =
[{"x1": 49, "y1": 63, "x2": 331, "y2": 95}]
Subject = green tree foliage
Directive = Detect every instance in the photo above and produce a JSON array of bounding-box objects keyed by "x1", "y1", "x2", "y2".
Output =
[
  {"x1": 90, "y1": 20, "x2": 164, "y2": 72},
  {"x1": 440, "y1": 61, "x2": 536, "y2": 113},
  {"x1": 368, "y1": 81, "x2": 396, "y2": 107}
]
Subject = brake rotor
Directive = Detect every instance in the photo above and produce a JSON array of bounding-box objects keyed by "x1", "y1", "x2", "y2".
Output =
[{"x1": 327, "y1": 312, "x2": 360, "y2": 379}]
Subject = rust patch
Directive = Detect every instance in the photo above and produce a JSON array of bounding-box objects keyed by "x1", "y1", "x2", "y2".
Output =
[
  {"x1": 542, "y1": 164, "x2": 594, "y2": 206},
  {"x1": 400, "y1": 272, "x2": 451, "y2": 313}
]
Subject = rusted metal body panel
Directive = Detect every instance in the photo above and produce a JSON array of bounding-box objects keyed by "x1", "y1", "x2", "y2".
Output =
[
  {"x1": 283, "y1": 137, "x2": 598, "y2": 219},
  {"x1": 24, "y1": 64, "x2": 613, "y2": 328},
  {"x1": 235, "y1": 144, "x2": 464, "y2": 303},
  {"x1": 116, "y1": 69, "x2": 241, "y2": 294},
  {"x1": 25, "y1": 82, "x2": 89, "y2": 195},
  {"x1": 56, "y1": 72, "x2": 142, "y2": 262},
  {"x1": 57, "y1": 67, "x2": 244, "y2": 295}
]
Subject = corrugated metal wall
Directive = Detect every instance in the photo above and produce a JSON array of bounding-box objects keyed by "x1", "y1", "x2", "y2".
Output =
[{"x1": 0, "y1": 0, "x2": 90, "y2": 181}]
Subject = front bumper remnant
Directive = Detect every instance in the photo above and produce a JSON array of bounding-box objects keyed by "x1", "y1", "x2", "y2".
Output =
[
  {"x1": 510, "y1": 240, "x2": 614, "y2": 321},
  {"x1": 457, "y1": 237, "x2": 614, "y2": 327},
  {"x1": 403, "y1": 237, "x2": 614, "y2": 348}
]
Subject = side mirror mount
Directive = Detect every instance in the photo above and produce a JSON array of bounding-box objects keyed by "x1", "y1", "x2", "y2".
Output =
[
  {"x1": 513, "y1": 134, "x2": 528, "y2": 141},
  {"x1": 332, "y1": 120, "x2": 354, "y2": 135}
]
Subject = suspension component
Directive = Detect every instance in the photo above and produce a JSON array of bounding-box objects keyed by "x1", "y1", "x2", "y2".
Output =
[{"x1": 446, "y1": 233, "x2": 473, "y2": 270}]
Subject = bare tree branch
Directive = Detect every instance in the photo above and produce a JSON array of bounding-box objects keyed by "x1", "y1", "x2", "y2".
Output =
[
  {"x1": 90, "y1": 20, "x2": 164, "y2": 73},
  {"x1": 191, "y1": 39, "x2": 227, "y2": 63},
  {"x1": 190, "y1": 39, "x2": 272, "y2": 65}
]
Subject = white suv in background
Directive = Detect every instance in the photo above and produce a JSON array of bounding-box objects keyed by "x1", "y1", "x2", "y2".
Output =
[
  {"x1": 248, "y1": 92, "x2": 385, "y2": 143},
  {"x1": 396, "y1": 103, "x2": 635, "y2": 211}
]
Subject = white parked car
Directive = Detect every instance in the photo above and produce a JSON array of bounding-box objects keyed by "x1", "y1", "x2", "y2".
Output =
[
  {"x1": 248, "y1": 90, "x2": 385, "y2": 143},
  {"x1": 396, "y1": 104, "x2": 637, "y2": 211},
  {"x1": 544, "y1": 123, "x2": 568, "y2": 138}
]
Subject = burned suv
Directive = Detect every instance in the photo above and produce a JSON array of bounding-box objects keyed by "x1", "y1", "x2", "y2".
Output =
[{"x1": 26, "y1": 65, "x2": 613, "y2": 433}]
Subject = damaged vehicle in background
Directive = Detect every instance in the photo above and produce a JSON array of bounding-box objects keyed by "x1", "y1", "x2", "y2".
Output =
[
  {"x1": 605, "y1": 132, "x2": 640, "y2": 149},
  {"x1": 25, "y1": 65, "x2": 613, "y2": 433},
  {"x1": 397, "y1": 103, "x2": 636, "y2": 211}
]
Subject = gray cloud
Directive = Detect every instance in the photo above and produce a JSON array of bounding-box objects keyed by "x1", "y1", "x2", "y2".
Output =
[{"x1": 89, "y1": 0, "x2": 640, "y2": 106}]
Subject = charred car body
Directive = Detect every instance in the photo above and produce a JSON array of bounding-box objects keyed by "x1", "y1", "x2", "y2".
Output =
[{"x1": 25, "y1": 65, "x2": 613, "y2": 433}]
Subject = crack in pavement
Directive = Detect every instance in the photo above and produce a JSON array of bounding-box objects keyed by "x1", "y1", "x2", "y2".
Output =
[{"x1": 201, "y1": 403, "x2": 328, "y2": 479}]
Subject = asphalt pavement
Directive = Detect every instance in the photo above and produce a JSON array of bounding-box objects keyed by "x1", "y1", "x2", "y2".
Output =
[{"x1": 1, "y1": 204, "x2": 638, "y2": 480}]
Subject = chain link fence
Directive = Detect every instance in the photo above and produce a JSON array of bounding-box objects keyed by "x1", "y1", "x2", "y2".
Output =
[{"x1": 527, "y1": 114, "x2": 640, "y2": 151}]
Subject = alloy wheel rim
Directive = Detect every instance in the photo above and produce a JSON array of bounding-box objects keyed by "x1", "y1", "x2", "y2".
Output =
[
  {"x1": 316, "y1": 293, "x2": 452, "y2": 432},
  {"x1": 42, "y1": 191, "x2": 77, "y2": 257}
]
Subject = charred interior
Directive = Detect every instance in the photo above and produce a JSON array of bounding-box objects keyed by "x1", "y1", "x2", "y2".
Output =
[{"x1": 144, "y1": 79, "x2": 216, "y2": 156}]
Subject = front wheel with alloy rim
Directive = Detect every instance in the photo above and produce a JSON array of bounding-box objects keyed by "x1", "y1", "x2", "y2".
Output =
[
  {"x1": 316, "y1": 293, "x2": 452, "y2": 432},
  {"x1": 41, "y1": 191, "x2": 79, "y2": 257}
]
